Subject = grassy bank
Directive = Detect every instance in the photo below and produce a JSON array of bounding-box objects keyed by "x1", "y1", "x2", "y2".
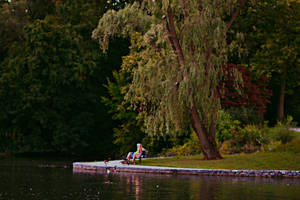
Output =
[{"x1": 141, "y1": 152, "x2": 300, "y2": 170}]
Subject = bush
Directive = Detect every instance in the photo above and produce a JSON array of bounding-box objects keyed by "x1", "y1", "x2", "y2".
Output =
[
  {"x1": 264, "y1": 139, "x2": 300, "y2": 153},
  {"x1": 239, "y1": 125, "x2": 267, "y2": 146},
  {"x1": 216, "y1": 110, "x2": 240, "y2": 143},
  {"x1": 219, "y1": 141, "x2": 239, "y2": 154},
  {"x1": 266, "y1": 116, "x2": 296, "y2": 144},
  {"x1": 219, "y1": 125, "x2": 267, "y2": 154},
  {"x1": 226, "y1": 107, "x2": 262, "y2": 126},
  {"x1": 163, "y1": 132, "x2": 201, "y2": 157},
  {"x1": 217, "y1": 114, "x2": 298, "y2": 155},
  {"x1": 278, "y1": 139, "x2": 300, "y2": 153},
  {"x1": 263, "y1": 140, "x2": 282, "y2": 152},
  {"x1": 141, "y1": 135, "x2": 185, "y2": 157},
  {"x1": 216, "y1": 110, "x2": 268, "y2": 154}
]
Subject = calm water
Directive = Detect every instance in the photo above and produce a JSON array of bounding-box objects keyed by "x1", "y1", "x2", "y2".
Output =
[{"x1": 1, "y1": 157, "x2": 300, "y2": 200}]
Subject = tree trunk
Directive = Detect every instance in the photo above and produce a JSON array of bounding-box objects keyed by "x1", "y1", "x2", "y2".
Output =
[
  {"x1": 278, "y1": 66, "x2": 287, "y2": 122},
  {"x1": 191, "y1": 105, "x2": 223, "y2": 160}
]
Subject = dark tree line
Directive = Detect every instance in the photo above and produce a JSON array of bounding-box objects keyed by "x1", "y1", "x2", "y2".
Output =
[
  {"x1": 0, "y1": 0, "x2": 299, "y2": 158},
  {"x1": 0, "y1": 0, "x2": 130, "y2": 157}
]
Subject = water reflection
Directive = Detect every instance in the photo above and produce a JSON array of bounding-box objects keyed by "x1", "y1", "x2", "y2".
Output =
[
  {"x1": 74, "y1": 169, "x2": 300, "y2": 200},
  {"x1": 1, "y1": 157, "x2": 300, "y2": 200},
  {"x1": 124, "y1": 174, "x2": 142, "y2": 200}
]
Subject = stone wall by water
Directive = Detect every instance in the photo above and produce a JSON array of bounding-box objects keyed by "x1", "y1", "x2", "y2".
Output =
[{"x1": 73, "y1": 161, "x2": 300, "y2": 178}]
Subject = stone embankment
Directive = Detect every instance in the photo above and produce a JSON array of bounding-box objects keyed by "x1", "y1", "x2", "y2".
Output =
[{"x1": 73, "y1": 160, "x2": 300, "y2": 178}]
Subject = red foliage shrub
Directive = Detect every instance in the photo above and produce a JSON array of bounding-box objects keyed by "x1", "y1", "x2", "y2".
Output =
[{"x1": 221, "y1": 64, "x2": 272, "y2": 117}]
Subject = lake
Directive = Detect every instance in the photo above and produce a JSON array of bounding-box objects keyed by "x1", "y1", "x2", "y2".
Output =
[{"x1": 1, "y1": 156, "x2": 300, "y2": 200}]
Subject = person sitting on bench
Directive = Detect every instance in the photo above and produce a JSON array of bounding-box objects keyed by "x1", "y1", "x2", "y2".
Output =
[{"x1": 126, "y1": 143, "x2": 143, "y2": 164}]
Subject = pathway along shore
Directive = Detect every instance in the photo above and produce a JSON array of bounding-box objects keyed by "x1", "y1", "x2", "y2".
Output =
[{"x1": 73, "y1": 160, "x2": 300, "y2": 178}]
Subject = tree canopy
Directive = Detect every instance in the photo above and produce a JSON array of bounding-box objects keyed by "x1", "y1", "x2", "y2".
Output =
[
  {"x1": 93, "y1": 0, "x2": 247, "y2": 160},
  {"x1": 0, "y1": 0, "x2": 130, "y2": 156},
  {"x1": 0, "y1": 0, "x2": 298, "y2": 158},
  {"x1": 232, "y1": 0, "x2": 300, "y2": 123}
]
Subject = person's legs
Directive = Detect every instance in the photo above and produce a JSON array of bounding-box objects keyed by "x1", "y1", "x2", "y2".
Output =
[
  {"x1": 127, "y1": 152, "x2": 133, "y2": 160},
  {"x1": 132, "y1": 153, "x2": 137, "y2": 164}
]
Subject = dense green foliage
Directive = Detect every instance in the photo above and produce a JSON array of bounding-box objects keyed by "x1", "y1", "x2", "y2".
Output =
[
  {"x1": 0, "y1": 0, "x2": 28, "y2": 60},
  {"x1": 1, "y1": 18, "x2": 90, "y2": 152},
  {"x1": 93, "y1": 0, "x2": 250, "y2": 160},
  {"x1": 102, "y1": 33, "x2": 188, "y2": 156},
  {"x1": 0, "y1": 0, "x2": 129, "y2": 156},
  {"x1": 232, "y1": 0, "x2": 300, "y2": 123},
  {"x1": 0, "y1": 0, "x2": 299, "y2": 159}
]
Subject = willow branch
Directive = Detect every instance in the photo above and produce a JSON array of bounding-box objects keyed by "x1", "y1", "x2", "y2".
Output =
[
  {"x1": 162, "y1": 18, "x2": 182, "y2": 77},
  {"x1": 226, "y1": 0, "x2": 247, "y2": 34},
  {"x1": 181, "y1": 0, "x2": 189, "y2": 20},
  {"x1": 167, "y1": 7, "x2": 185, "y2": 66},
  {"x1": 162, "y1": 19, "x2": 176, "y2": 53}
]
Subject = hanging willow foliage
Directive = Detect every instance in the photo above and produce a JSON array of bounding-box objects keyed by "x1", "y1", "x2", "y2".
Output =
[{"x1": 93, "y1": 0, "x2": 246, "y2": 159}]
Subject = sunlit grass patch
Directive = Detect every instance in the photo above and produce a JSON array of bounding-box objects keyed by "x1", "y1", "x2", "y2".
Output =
[{"x1": 141, "y1": 152, "x2": 300, "y2": 170}]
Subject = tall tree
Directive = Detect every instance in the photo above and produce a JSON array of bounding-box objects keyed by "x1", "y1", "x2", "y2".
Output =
[
  {"x1": 232, "y1": 0, "x2": 300, "y2": 122},
  {"x1": 0, "y1": 0, "x2": 56, "y2": 61},
  {"x1": 0, "y1": 17, "x2": 96, "y2": 152},
  {"x1": 0, "y1": 0, "x2": 130, "y2": 155},
  {"x1": 252, "y1": 0, "x2": 300, "y2": 122},
  {"x1": 93, "y1": 0, "x2": 246, "y2": 160}
]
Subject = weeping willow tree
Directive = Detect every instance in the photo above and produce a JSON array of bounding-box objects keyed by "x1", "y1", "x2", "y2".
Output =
[{"x1": 93, "y1": 0, "x2": 246, "y2": 160}]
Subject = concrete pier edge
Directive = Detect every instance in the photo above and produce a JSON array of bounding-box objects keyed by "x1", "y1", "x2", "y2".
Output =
[{"x1": 73, "y1": 160, "x2": 300, "y2": 178}]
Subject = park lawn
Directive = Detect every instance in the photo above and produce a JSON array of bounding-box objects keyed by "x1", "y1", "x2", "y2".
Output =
[
  {"x1": 293, "y1": 130, "x2": 300, "y2": 139},
  {"x1": 141, "y1": 151, "x2": 300, "y2": 170}
]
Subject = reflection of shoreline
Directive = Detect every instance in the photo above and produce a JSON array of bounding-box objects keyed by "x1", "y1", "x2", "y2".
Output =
[
  {"x1": 73, "y1": 170, "x2": 300, "y2": 185},
  {"x1": 125, "y1": 175, "x2": 142, "y2": 200},
  {"x1": 99, "y1": 171, "x2": 143, "y2": 200},
  {"x1": 2, "y1": 158, "x2": 300, "y2": 200}
]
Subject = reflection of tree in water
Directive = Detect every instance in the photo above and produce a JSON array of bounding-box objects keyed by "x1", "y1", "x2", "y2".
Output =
[
  {"x1": 198, "y1": 177, "x2": 220, "y2": 200},
  {"x1": 216, "y1": 177, "x2": 300, "y2": 200},
  {"x1": 117, "y1": 174, "x2": 222, "y2": 200},
  {"x1": 124, "y1": 174, "x2": 142, "y2": 200},
  {"x1": 103, "y1": 172, "x2": 114, "y2": 185},
  {"x1": 101, "y1": 173, "x2": 300, "y2": 200},
  {"x1": 178, "y1": 176, "x2": 220, "y2": 200}
]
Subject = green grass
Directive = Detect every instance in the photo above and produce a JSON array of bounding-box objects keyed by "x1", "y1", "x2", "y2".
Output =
[
  {"x1": 141, "y1": 152, "x2": 300, "y2": 170},
  {"x1": 292, "y1": 130, "x2": 300, "y2": 139}
]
